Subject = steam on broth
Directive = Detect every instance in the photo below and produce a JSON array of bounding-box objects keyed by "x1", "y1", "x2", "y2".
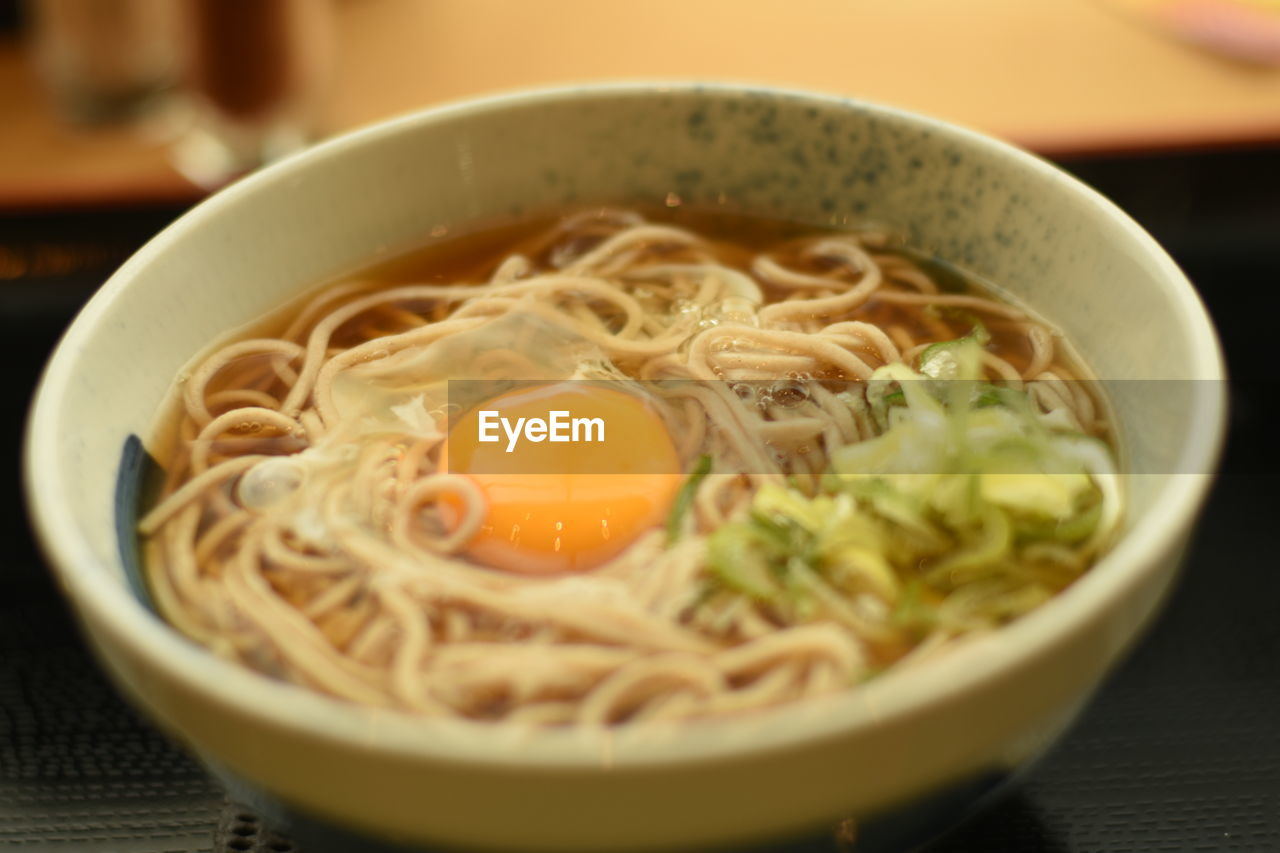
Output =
[{"x1": 140, "y1": 207, "x2": 1120, "y2": 725}]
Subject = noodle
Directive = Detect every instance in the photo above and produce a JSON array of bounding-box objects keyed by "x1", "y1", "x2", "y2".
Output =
[{"x1": 142, "y1": 209, "x2": 1110, "y2": 726}]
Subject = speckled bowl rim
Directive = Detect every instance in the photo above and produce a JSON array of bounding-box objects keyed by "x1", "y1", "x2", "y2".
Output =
[{"x1": 26, "y1": 81, "x2": 1226, "y2": 769}]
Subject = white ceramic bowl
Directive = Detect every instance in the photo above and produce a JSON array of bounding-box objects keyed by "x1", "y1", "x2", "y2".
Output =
[{"x1": 25, "y1": 83, "x2": 1225, "y2": 852}]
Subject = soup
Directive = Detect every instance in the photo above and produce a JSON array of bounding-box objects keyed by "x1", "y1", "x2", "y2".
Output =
[{"x1": 139, "y1": 207, "x2": 1120, "y2": 725}]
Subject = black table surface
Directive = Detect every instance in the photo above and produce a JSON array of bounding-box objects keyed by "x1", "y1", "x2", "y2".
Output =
[{"x1": 2, "y1": 148, "x2": 1278, "y2": 852}]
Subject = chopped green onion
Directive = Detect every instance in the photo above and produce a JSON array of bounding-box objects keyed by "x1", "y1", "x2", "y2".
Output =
[
  {"x1": 696, "y1": 328, "x2": 1120, "y2": 642},
  {"x1": 666, "y1": 454, "x2": 713, "y2": 543}
]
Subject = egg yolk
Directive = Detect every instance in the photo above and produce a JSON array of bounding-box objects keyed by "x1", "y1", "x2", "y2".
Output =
[{"x1": 442, "y1": 383, "x2": 683, "y2": 575}]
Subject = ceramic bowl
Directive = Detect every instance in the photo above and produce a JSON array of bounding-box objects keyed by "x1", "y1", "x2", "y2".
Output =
[{"x1": 25, "y1": 83, "x2": 1225, "y2": 852}]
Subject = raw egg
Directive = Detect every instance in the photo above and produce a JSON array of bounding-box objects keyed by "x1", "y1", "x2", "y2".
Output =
[{"x1": 443, "y1": 382, "x2": 682, "y2": 575}]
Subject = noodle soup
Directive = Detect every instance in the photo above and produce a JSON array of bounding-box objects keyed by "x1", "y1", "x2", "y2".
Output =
[{"x1": 140, "y1": 207, "x2": 1120, "y2": 726}]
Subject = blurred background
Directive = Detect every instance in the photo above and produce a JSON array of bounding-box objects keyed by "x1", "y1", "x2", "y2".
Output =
[
  {"x1": 2, "y1": 1, "x2": 1279, "y2": 851},
  {"x1": 4, "y1": 0, "x2": 1280, "y2": 205}
]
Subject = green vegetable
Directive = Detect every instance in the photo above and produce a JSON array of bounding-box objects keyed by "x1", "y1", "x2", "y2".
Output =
[
  {"x1": 700, "y1": 330, "x2": 1122, "y2": 641},
  {"x1": 891, "y1": 579, "x2": 937, "y2": 634},
  {"x1": 918, "y1": 321, "x2": 990, "y2": 380},
  {"x1": 666, "y1": 454, "x2": 713, "y2": 543}
]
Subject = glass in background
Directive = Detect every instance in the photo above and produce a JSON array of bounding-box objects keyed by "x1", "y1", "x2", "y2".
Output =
[
  {"x1": 170, "y1": 0, "x2": 335, "y2": 189},
  {"x1": 28, "y1": 0, "x2": 177, "y2": 123}
]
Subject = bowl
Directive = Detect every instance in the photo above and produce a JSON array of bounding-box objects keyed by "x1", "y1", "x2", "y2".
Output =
[{"x1": 24, "y1": 83, "x2": 1225, "y2": 852}]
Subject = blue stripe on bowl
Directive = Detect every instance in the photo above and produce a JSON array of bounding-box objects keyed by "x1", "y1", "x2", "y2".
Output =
[{"x1": 114, "y1": 433, "x2": 158, "y2": 611}]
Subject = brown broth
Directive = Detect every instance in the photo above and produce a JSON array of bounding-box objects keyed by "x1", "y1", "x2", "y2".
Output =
[
  {"x1": 150, "y1": 205, "x2": 1103, "y2": 470},
  {"x1": 351, "y1": 205, "x2": 1054, "y2": 379}
]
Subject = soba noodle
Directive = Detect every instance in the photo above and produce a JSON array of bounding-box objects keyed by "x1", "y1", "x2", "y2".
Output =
[{"x1": 140, "y1": 208, "x2": 1117, "y2": 726}]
